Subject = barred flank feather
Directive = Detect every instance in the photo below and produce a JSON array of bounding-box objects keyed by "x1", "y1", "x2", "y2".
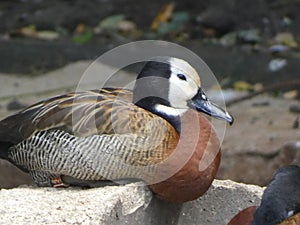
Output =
[{"x1": 9, "y1": 128, "x2": 176, "y2": 184}]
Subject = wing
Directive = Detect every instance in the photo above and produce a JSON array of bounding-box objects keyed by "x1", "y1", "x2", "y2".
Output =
[
  {"x1": 3, "y1": 88, "x2": 179, "y2": 179},
  {"x1": 0, "y1": 88, "x2": 173, "y2": 144}
]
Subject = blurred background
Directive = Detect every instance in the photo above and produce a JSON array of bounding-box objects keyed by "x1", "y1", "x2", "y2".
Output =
[{"x1": 0, "y1": 0, "x2": 300, "y2": 188}]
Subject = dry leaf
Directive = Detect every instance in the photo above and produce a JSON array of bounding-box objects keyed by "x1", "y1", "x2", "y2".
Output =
[
  {"x1": 72, "y1": 30, "x2": 93, "y2": 44},
  {"x1": 19, "y1": 25, "x2": 37, "y2": 37},
  {"x1": 118, "y1": 20, "x2": 137, "y2": 32},
  {"x1": 75, "y1": 23, "x2": 86, "y2": 33},
  {"x1": 97, "y1": 14, "x2": 126, "y2": 31},
  {"x1": 203, "y1": 27, "x2": 217, "y2": 37},
  {"x1": 273, "y1": 32, "x2": 298, "y2": 48},
  {"x1": 36, "y1": 31, "x2": 59, "y2": 40},
  {"x1": 19, "y1": 25, "x2": 59, "y2": 40},
  {"x1": 268, "y1": 58, "x2": 287, "y2": 72},
  {"x1": 151, "y1": 2, "x2": 174, "y2": 31},
  {"x1": 233, "y1": 81, "x2": 253, "y2": 91},
  {"x1": 283, "y1": 90, "x2": 298, "y2": 99},
  {"x1": 253, "y1": 83, "x2": 263, "y2": 92}
]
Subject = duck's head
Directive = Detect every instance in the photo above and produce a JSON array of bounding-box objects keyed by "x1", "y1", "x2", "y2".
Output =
[{"x1": 133, "y1": 57, "x2": 233, "y2": 131}]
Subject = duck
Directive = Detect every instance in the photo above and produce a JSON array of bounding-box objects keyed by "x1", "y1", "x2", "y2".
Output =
[
  {"x1": 0, "y1": 56, "x2": 233, "y2": 202},
  {"x1": 228, "y1": 165, "x2": 300, "y2": 225}
]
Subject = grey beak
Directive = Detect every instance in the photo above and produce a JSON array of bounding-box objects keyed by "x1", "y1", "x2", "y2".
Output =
[{"x1": 187, "y1": 88, "x2": 234, "y2": 125}]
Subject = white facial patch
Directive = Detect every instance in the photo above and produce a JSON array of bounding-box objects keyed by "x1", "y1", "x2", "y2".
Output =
[
  {"x1": 167, "y1": 58, "x2": 200, "y2": 108},
  {"x1": 287, "y1": 210, "x2": 294, "y2": 217},
  {"x1": 155, "y1": 104, "x2": 187, "y2": 117}
]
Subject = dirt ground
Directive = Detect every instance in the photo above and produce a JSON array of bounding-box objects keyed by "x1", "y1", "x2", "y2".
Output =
[
  {"x1": 0, "y1": 0, "x2": 299, "y2": 189},
  {"x1": 0, "y1": 0, "x2": 300, "y2": 85}
]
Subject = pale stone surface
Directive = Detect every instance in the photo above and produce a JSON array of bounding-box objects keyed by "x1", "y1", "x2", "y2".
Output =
[
  {"x1": 0, "y1": 182, "x2": 153, "y2": 225},
  {"x1": 0, "y1": 180, "x2": 263, "y2": 225},
  {"x1": 219, "y1": 95, "x2": 300, "y2": 185}
]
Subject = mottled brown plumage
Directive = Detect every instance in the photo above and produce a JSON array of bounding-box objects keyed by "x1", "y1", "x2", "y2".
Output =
[
  {"x1": 0, "y1": 57, "x2": 233, "y2": 202},
  {"x1": 1, "y1": 88, "x2": 178, "y2": 166}
]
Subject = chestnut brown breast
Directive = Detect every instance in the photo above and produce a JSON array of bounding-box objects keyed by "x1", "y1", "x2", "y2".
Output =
[{"x1": 149, "y1": 109, "x2": 221, "y2": 202}]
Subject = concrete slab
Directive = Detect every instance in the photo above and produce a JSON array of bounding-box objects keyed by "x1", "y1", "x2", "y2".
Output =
[{"x1": 0, "y1": 180, "x2": 263, "y2": 225}]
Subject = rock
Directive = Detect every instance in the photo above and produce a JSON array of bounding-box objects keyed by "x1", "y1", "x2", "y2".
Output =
[
  {"x1": 269, "y1": 44, "x2": 290, "y2": 53},
  {"x1": 0, "y1": 180, "x2": 263, "y2": 225},
  {"x1": 0, "y1": 159, "x2": 33, "y2": 188},
  {"x1": 251, "y1": 101, "x2": 270, "y2": 107},
  {"x1": 219, "y1": 32, "x2": 238, "y2": 47},
  {"x1": 237, "y1": 29, "x2": 262, "y2": 44},
  {"x1": 196, "y1": 7, "x2": 235, "y2": 36},
  {"x1": 6, "y1": 99, "x2": 27, "y2": 111},
  {"x1": 290, "y1": 104, "x2": 300, "y2": 113},
  {"x1": 219, "y1": 95, "x2": 300, "y2": 186},
  {"x1": 268, "y1": 58, "x2": 287, "y2": 72},
  {"x1": 292, "y1": 117, "x2": 299, "y2": 129}
]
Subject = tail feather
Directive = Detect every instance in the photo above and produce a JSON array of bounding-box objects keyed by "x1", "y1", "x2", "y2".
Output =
[
  {"x1": 0, "y1": 119, "x2": 18, "y2": 160},
  {"x1": 0, "y1": 112, "x2": 33, "y2": 160},
  {"x1": 0, "y1": 141, "x2": 12, "y2": 160}
]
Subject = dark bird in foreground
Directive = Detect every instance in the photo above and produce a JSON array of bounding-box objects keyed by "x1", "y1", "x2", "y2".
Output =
[
  {"x1": 0, "y1": 57, "x2": 233, "y2": 202},
  {"x1": 228, "y1": 165, "x2": 300, "y2": 225}
]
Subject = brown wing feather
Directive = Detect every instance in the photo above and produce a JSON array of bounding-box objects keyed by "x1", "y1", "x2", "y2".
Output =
[
  {"x1": 0, "y1": 88, "x2": 176, "y2": 150},
  {"x1": 0, "y1": 88, "x2": 179, "y2": 169}
]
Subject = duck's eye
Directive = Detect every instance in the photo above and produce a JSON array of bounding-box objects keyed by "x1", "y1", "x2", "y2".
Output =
[{"x1": 177, "y1": 73, "x2": 187, "y2": 81}]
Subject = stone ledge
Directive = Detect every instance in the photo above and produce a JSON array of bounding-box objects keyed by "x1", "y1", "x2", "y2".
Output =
[{"x1": 0, "y1": 180, "x2": 263, "y2": 225}]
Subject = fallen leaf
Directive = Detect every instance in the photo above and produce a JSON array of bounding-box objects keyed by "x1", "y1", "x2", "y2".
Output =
[
  {"x1": 75, "y1": 23, "x2": 86, "y2": 33},
  {"x1": 156, "y1": 11, "x2": 190, "y2": 35},
  {"x1": 253, "y1": 83, "x2": 263, "y2": 92},
  {"x1": 18, "y1": 25, "x2": 59, "y2": 40},
  {"x1": 203, "y1": 27, "x2": 217, "y2": 37},
  {"x1": 72, "y1": 30, "x2": 93, "y2": 44},
  {"x1": 269, "y1": 44, "x2": 290, "y2": 53},
  {"x1": 220, "y1": 32, "x2": 238, "y2": 46},
  {"x1": 118, "y1": 20, "x2": 137, "y2": 33},
  {"x1": 97, "y1": 14, "x2": 126, "y2": 31},
  {"x1": 273, "y1": 32, "x2": 298, "y2": 47},
  {"x1": 151, "y1": 2, "x2": 174, "y2": 31},
  {"x1": 172, "y1": 11, "x2": 190, "y2": 23},
  {"x1": 283, "y1": 90, "x2": 298, "y2": 99},
  {"x1": 233, "y1": 81, "x2": 253, "y2": 91},
  {"x1": 36, "y1": 30, "x2": 59, "y2": 40},
  {"x1": 268, "y1": 58, "x2": 287, "y2": 72},
  {"x1": 19, "y1": 25, "x2": 37, "y2": 37},
  {"x1": 238, "y1": 29, "x2": 262, "y2": 44}
]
